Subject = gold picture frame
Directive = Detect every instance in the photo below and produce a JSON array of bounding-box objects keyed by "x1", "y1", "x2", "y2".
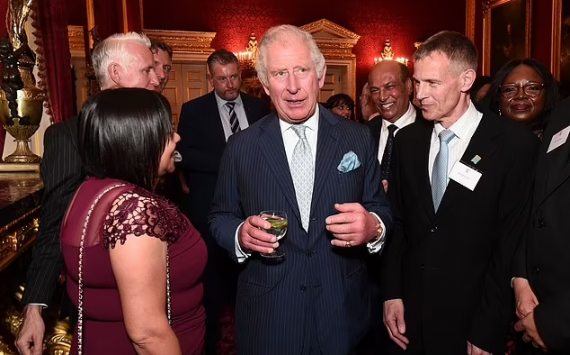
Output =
[
  {"x1": 482, "y1": 0, "x2": 532, "y2": 76},
  {"x1": 552, "y1": 0, "x2": 562, "y2": 80}
]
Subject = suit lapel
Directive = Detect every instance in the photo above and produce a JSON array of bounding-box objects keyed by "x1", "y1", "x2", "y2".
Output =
[
  {"x1": 257, "y1": 113, "x2": 302, "y2": 223},
  {"x1": 207, "y1": 92, "x2": 227, "y2": 147},
  {"x1": 435, "y1": 113, "x2": 498, "y2": 218},
  {"x1": 415, "y1": 122, "x2": 437, "y2": 221},
  {"x1": 311, "y1": 108, "x2": 340, "y2": 214}
]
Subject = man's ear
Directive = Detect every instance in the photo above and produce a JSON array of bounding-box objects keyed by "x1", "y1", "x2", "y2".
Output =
[
  {"x1": 405, "y1": 78, "x2": 413, "y2": 96},
  {"x1": 461, "y1": 69, "x2": 476, "y2": 93},
  {"x1": 207, "y1": 73, "x2": 216, "y2": 89},
  {"x1": 318, "y1": 64, "x2": 327, "y2": 89},
  {"x1": 108, "y1": 62, "x2": 122, "y2": 86}
]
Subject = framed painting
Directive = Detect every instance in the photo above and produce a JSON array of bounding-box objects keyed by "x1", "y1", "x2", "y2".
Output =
[
  {"x1": 552, "y1": 0, "x2": 570, "y2": 97},
  {"x1": 482, "y1": 0, "x2": 532, "y2": 76}
]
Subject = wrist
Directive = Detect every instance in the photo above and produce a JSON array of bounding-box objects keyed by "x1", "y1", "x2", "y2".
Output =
[
  {"x1": 513, "y1": 277, "x2": 530, "y2": 290},
  {"x1": 24, "y1": 304, "x2": 43, "y2": 317}
]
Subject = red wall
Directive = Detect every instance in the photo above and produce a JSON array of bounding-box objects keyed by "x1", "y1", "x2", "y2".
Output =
[{"x1": 142, "y1": 0, "x2": 466, "y2": 98}]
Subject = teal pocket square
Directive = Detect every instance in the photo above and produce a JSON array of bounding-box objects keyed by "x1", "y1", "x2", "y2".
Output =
[{"x1": 337, "y1": 151, "x2": 361, "y2": 173}]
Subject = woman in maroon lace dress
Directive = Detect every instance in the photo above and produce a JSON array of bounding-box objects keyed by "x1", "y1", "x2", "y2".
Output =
[{"x1": 60, "y1": 88, "x2": 206, "y2": 355}]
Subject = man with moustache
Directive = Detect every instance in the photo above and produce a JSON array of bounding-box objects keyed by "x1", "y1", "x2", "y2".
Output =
[
  {"x1": 176, "y1": 49, "x2": 269, "y2": 354},
  {"x1": 16, "y1": 32, "x2": 159, "y2": 355},
  {"x1": 381, "y1": 31, "x2": 538, "y2": 355},
  {"x1": 209, "y1": 25, "x2": 392, "y2": 355},
  {"x1": 365, "y1": 60, "x2": 417, "y2": 191}
]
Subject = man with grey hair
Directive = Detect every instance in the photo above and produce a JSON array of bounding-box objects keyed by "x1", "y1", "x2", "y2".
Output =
[
  {"x1": 381, "y1": 31, "x2": 538, "y2": 355},
  {"x1": 209, "y1": 24, "x2": 392, "y2": 355},
  {"x1": 15, "y1": 32, "x2": 159, "y2": 355}
]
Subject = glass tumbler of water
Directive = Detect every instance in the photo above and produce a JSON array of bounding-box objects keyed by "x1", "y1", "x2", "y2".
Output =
[{"x1": 259, "y1": 210, "x2": 288, "y2": 258}]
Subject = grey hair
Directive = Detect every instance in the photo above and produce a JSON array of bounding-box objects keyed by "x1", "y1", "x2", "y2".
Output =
[
  {"x1": 92, "y1": 32, "x2": 152, "y2": 89},
  {"x1": 414, "y1": 31, "x2": 478, "y2": 74},
  {"x1": 255, "y1": 24, "x2": 326, "y2": 87}
]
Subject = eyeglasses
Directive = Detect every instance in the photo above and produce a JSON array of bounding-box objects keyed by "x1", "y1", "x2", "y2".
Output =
[{"x1": 499, "y1": 83, "x2": 544, "y2": 99}]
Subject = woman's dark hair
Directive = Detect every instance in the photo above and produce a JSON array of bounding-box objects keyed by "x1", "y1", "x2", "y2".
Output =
[
  {"x1": 471, "y1": 75, "x2": 492, "y2": 99},
  {"x1": 483, "y1": 58, "x2": 560, "y2": 129},
  {"x1": 324, "y1": 93, "x2": 355, "y2": 119},
  {"x1": 78, "y1": 88, "x2": 174, "y2": 190}
]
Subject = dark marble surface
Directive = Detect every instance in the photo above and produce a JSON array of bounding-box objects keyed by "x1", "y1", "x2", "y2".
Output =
[{"x1": 0, "y1": 173, "x2": 43, "y2": 228}]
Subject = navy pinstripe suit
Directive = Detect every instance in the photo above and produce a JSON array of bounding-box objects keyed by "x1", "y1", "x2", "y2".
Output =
[
  {"x1": 209, "y1": 105, "x2": 392, "y2": 355},
  {"x1": 23, "y1": 117, "x2": 83, "y2": 306}
]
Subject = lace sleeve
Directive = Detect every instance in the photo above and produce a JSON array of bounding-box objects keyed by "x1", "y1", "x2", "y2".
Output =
[{"x1": 102, "y1": 187, "x2": 189, "y2": 249}]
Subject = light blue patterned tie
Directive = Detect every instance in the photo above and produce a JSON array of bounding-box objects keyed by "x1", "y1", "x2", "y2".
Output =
[
  {"x1": 431, "y1": 129, "x2": 455, "y2": 211},
  {"x1": 290, "y1": 125, "x2": 314, "y2": 231}
]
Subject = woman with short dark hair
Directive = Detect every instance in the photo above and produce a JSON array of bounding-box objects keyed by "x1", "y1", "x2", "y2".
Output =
[
  {"x1": 325, "y1": 93, "x2": 356, "y2": 121},
  {"x1": 61, "y1": 88, "x2": 206, "y2": 355},
  {"x1": 483, "y1": 58, "x2": 560, "y2": 139}
]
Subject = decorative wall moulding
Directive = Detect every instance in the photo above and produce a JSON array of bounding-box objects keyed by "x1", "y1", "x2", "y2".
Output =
[
  {"x1": 68, "y1": 25, "x2": 85, "y2": 57},
  {"x1": 143, "y1": 29, "x2": 216, "y2": 55},
  {"x1": 300, "y1": 19, "x2": 360, "y2": 59}
]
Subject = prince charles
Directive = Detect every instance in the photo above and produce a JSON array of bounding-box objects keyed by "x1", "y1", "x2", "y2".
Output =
[{"x1": 209, "y1": 24, "x2": 392, "y2": 355}]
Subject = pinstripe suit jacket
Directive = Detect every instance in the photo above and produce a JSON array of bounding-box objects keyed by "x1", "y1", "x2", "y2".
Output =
[
  {"x1": 23, "y1": 117, "x2": 83, "y2": 305},
  {"x1": 209, "y1": 105, "x2": 393, "y2": 355}
]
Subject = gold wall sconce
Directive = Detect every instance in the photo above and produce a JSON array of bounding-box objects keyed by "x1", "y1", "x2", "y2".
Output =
[{"x1": 373, "y1": 39, "x2": 409, "y2": 66}]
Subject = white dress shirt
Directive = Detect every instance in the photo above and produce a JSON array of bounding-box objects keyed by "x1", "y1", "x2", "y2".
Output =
[
  {"x1": 235, "y1": 105, "x2": 386, "y2": 261},
  {"x1": 377, "y1": 103, "x2": 417, "y2": 162},
  {"x1": 214, "y1": 92, "x2": 249, "y2": 141},
  {"x1": 428, "y1": 101, "x2": 483, "y2": 182}
]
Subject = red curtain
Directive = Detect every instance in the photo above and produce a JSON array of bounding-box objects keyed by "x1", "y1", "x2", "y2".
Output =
[{"x1": 31, "y1": 0, "x2": 73, "y2": 124}]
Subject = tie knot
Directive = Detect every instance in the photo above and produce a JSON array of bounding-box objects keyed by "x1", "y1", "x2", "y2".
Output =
[
  {"x1": 439, "y1": 129, "x2": 455, "y2": 145},
  {"x1": 291, "y1": 124, "x2": 308, "y2": 140},
  {"x1": 226, "y1": 101, "x2": 236, "y2": 110},
  {"x1": 387, "y1": 124, "x2": 398, "y2": 134}
]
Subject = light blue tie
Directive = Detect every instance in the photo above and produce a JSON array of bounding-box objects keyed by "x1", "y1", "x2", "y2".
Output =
[
  {"x1": 290, "y1": 125, "x2": 314, "y2": 231},
  {"x1": 431, "y1": 129, "x2": 455, "y2": 211}
]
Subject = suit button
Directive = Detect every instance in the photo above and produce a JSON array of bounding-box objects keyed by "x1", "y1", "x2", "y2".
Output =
[
  {"x1": 538, "y1": 219, "x2": 546, "y2": 228},
  {"x1": 533, "y1": 267, "x2": 540, "y2": 274},
  {"x1": 421, "y1": 264, "x2": 425, "y2": 270},
  {"x1": 306, "y1": 251, "x2": 314, "y2": 258},
  {"x1": 430, "y1": 227, "x2": 437, "y2": 233},
  {"x1": 300, "y1": 285, "x2": 307, "y2": 292}
]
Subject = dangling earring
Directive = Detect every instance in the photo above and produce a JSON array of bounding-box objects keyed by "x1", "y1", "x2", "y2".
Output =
[{"x1": 498, "y1": 108, "x2": 502, "y2": 116}]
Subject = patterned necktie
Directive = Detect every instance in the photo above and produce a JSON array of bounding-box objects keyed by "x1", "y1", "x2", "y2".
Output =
[
  {"x1": 431, "y1": 129, "x2": 455, "y2": 211},
  {"x1": 380, "y1": 124, "x2": 398, "y2": 181},
  {"x1": 290, "y1": 125, "x2": 314, "y2": 231},
  {"x1": 226, "y1": 102, "x2": 240, "y2": 134}
]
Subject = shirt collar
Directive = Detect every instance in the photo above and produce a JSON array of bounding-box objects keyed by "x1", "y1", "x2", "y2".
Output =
[
  {"x1": 215, "y1": 91, "x2": 243, "y2": 110},
  {"x1": 434, "y1": 101, "x2": 479, "y2": 140},
  {"x1": 279, "y1": 105, "x2": 320, "y2": 133},
  {"x1": 382, "y1": 102, "x2": 416, "y2": 130}
]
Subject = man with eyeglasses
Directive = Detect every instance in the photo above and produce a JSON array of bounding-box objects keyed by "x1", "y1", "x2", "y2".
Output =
[{"x1": 176, "y1": 48, "x2": 270, "y2": 355}]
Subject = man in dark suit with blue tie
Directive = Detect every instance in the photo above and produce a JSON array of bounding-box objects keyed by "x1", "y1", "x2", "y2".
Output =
[
  {"x1": 381, "y1": 31, "x2": 538, "y2": 355},
  {"x1": 209, "y1": 24, "x2": 392, "y2": 355},
  {"x1": 176, "y1": 49, "x2": 269, "y2": 354}
]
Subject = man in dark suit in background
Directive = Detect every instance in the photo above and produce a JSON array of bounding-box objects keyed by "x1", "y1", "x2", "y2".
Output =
[
  {"x1": 365, "y1": 60, "x2": 418, "y2": 193},
  {"x1": 209, "y1": 24, "x2": 392, "y2": 355},
  {"x1": 15, "y1": 32, "x2": 160, "y2": 355},
  {"x1": 176, "y1": 49, "x2": 269, "y2": 355},
  {"x1": 512, "y1": 97, "x2": 570, "y2": 354},
  {"x1": 381, "y1": 31, "x2": 538, "y2": 355}
]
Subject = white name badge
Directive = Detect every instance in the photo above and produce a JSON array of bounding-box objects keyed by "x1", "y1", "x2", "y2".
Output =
[
  {"x1": 547, "y1": 125, "x2": 570, "y2": 153},
  {"x1": 449, "y1": 161, "x2": 482, "y2": 191}
]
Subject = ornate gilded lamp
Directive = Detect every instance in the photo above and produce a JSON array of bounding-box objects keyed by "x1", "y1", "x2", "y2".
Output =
[
  {"x1": 374, "y1": 39, "x2": 409, "y2": 66},
  {"x1": 0, "y1": 0, "x2": 45, "y2": 171}
]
